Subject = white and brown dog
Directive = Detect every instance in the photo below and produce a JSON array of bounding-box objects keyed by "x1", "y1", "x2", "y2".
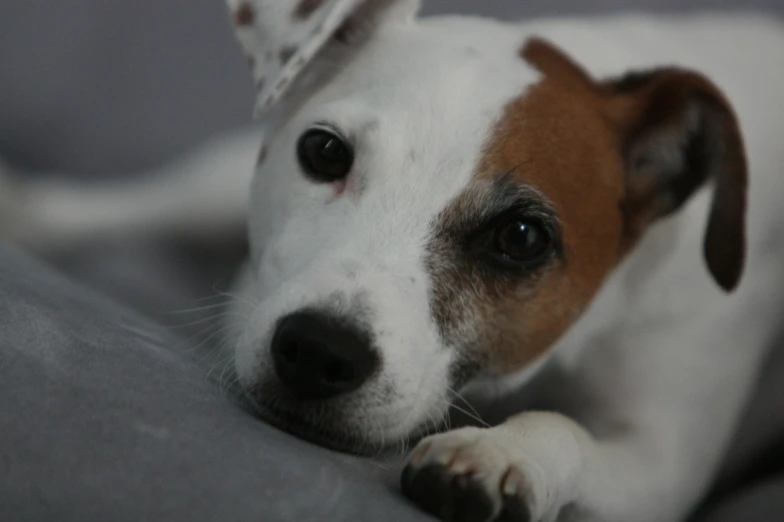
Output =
[{"x1": 2, "y1": 1, "x2": 784, "y2": 521}]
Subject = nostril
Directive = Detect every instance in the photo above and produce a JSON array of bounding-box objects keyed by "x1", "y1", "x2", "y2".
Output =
[
  {"x1": 323, "y1": 358, "x2": 355, "y2": 384},
  {"x1": 280, "y1": 342, "x2": 299, "y2": 365},
  {"x1": 270, "y1": 310, "x2": 378, "y2": 400}
]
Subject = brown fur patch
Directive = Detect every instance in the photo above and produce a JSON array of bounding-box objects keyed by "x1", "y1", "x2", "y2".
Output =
[
  {"x1": 234, "y1": 2, "x2": 254, "y2": 27},
  {"x1": 473, "y1": 78, "x2": 627, "y2": 372},
  {"x1": 521, "y1": 37, "x2": 595, "y2": 92},
  {"x1": 294, "y1": 0, "x2": 326, "y2": 20},
  {"x1": 426, "y1": 43, "x2": 628, "y2": 378},
  {"x1": 427, "y1": 38, "x2": 746, "y2": 377}
]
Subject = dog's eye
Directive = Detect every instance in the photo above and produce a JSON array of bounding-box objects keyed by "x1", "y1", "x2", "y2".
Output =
[
  {"x1": 297, "y1": 129, "x2": 353, "y2": 182},
  {"x1": 491, "y1": 218, "x2": 552, "y2": 266}
]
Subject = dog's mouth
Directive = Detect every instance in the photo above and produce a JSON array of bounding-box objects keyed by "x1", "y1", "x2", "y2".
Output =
[
  {"x1": 254, "y1": 401, "x2": 382, "y2": 455},
  {"x1": 241, "y1": 383, "x2": 445, "y2": 456}
]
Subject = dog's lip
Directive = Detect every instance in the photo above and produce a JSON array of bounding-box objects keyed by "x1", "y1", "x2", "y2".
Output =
[
  {"x1": 241, "y1": 380, "x2": 447, "y2": 455},
  {"x1": 251, "y1": 400, "x2": 387, "y2": 456}
]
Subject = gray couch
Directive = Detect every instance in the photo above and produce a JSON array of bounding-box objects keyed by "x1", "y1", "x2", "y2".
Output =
[
  {"x1": 0, "y1": 246, "x2": 426, "y2": 521},
  {"x1": 1, "y1": 245, "x2": 783, "y2": 521},
  {"x1": 1, "y1": 1, "x2": 782, "y2": 521}
]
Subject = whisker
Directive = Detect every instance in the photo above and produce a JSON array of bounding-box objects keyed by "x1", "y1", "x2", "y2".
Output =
[
  {"x1": 206, "y1": 354, "x2": 234, "y2": 381},
  {"x1": 162, "y1": 301, "x2": 231, "y2": 316},
  {"x1": 218, "y1": 290, "x2": 259, "y2": 310},
  {"x1": 187, "y1": 326, "x2": 238, "y2": 366},
  {"x1": 442, "y1": 399, "x2": 490, "y2": 428},
  {"x1": 446, "y1": 386, "x2": 489, "y2": 428},
  {"x1": 169, "y1": 310, "x2": 247, "y2": 332}
]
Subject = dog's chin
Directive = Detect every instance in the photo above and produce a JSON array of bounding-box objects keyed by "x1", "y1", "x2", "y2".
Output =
[
  {"x1": 253, "y1": 403, "x2": 383, "y2": 455},
  {"x1": 246, "y1": 386, "x2": 440, "y2": 456}
]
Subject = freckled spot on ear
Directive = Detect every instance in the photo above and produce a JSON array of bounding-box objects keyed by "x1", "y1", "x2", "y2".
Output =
[
  {"x1": 334, "y1": 18, "x2": 359, "y2": 44},
  {"x1": 293, "y1": 0, "x2": 326, "y2": 20},
  {"x1": 233, "y1": 2, "x2": 255, "y2": 27},
  {"x1": 279, "y1": 46, "x2": 297, "y2": 64},
  {"x1": 256, "y1": 145, "x2": 268, "y2": 167},
  {"x1": 311, "y1": 21, "x2": 327, "y2": 38},
  {"x1": 292, "y1": 55, "x2": 307, "y2": 70}
]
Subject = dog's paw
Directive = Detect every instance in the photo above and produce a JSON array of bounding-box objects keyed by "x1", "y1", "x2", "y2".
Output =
[{"x1": 401, "y1": 427, "x2": 554, "y2": 522}]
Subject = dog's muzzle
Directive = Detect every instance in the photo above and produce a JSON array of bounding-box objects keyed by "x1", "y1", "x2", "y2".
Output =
[{"x1": 270, "y1": 309, "x2": 378, "y2": 400}]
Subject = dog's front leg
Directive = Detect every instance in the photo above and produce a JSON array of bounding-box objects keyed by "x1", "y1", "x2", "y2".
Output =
[
  {"x1": 402, "y1": 408, "x2": 716, "y2": 522},
  {"x1": 402, "y1": 298, "x2": 774, "y2": 522},
  {"x1": 402, "y1": 411, "x2": 588, "y2": 522}
]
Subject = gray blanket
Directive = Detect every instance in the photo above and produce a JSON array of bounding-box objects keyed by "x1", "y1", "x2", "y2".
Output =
[
  {"x1": 2, "y1": 245, "x2": 783, "y2": 521},
  {"x1": 0, "y1": 246, "x2": 426, "y2": 521}
]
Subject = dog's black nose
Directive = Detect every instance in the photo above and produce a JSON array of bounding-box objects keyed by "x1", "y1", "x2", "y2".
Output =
[{"x1": 270, "y1": 310, "x2": 378, "y2": 400}]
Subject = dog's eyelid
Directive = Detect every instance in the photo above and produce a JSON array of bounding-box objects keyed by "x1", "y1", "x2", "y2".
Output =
[
  {"x1": 482, "y1": 200, "x2": 560, "y2": 236},
  {"x1": 310, "y1": 121, "x2": 352, "y2": 144}
]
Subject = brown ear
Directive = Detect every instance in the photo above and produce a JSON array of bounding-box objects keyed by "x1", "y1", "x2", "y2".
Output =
[
  {"x1": 602, "y1": 69, "x2": 748, "y2": 292},
  {"x1": 521, "y1": 37, "x2": 595, "y2": 90}
]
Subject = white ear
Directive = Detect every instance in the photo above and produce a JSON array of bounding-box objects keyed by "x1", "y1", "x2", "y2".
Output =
[{"x1": 225, "y1": 0, "x2": 420, "y2": 117}]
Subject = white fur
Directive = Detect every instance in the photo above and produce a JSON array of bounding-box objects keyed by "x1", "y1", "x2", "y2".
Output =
[{"x1": 2, "y1": 5, "x2": 783, "y2": 522}]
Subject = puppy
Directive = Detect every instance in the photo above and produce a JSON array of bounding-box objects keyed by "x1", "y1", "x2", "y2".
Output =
[{"x1": 2, "y1": 1, "x2": 784, "y2": 521}]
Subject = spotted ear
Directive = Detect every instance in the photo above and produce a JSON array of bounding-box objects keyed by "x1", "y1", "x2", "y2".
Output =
[
  {"x1": 602, "y1": 69, "x2": 748, "y2": 292},
  {"x1": 225, "y1": 0, "x2": 420, "y2": 117}
]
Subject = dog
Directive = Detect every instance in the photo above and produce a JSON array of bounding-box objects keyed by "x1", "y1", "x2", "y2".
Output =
[{"x1": 2, "y1": 1, "x2": 784, "y2": 521}]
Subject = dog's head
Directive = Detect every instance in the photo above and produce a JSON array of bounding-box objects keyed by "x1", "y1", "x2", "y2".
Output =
[{"x1": 226, "y1": 0, "x2": 747, "y2": 452}]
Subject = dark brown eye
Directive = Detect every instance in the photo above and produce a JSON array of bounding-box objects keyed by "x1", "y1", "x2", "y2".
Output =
[
  {"x1": 492, "y1": 218, "x2": 552, "y2": 265},
  {"x1": 297, "y1": 129, "x2": 353, "y2": 183}
]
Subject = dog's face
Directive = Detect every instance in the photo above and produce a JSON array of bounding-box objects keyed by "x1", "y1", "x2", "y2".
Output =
[{"x1": 228, "y1": 1, "x2": 746, "y2": 452}]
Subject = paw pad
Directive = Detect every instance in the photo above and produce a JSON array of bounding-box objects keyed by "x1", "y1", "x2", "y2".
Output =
[{"x1": 402, "y1": 434, "x2": 533, "y2": 522}]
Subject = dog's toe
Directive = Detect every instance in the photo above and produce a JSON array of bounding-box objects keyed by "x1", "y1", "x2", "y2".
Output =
[
  {"x1": 402, "y1": 462, "x2": 499, "y2": 522},
  {"x1": 497, "y1": 468, "x2": 533, "y2": 522},
  {"x1": 402, "y1": 429, "x2": 533, "y2": 522}
]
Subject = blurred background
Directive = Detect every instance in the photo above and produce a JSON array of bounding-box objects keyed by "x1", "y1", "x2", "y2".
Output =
[
  {"x1": 0, "y1": 0, "x2": 782, "y2": 326},
  {"x1": 2, "y1": 0, "x2": 782, "y2": 179}
]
